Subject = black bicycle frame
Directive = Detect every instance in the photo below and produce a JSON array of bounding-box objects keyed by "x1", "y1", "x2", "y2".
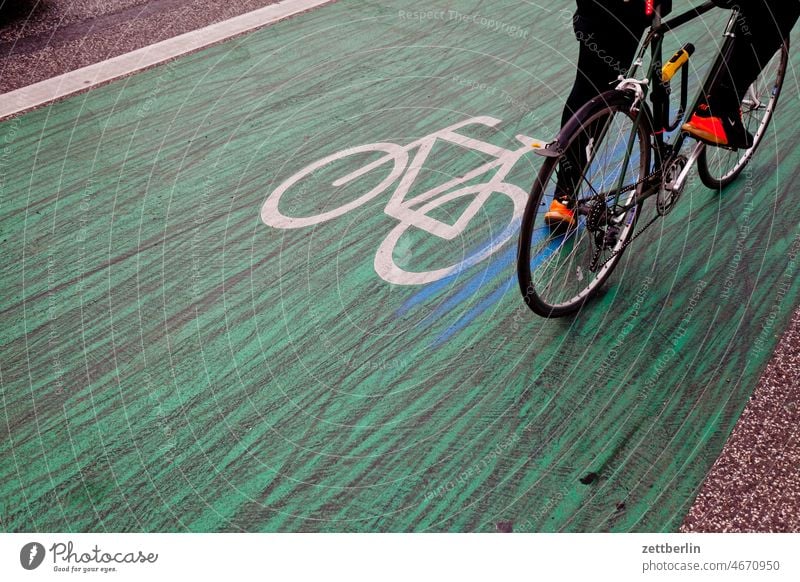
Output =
[
  {"x1": 608, "y1": 1, "x2": 742, "y2": 209},
  {"x1": 647, "y1": 2, "x2": 741, "y2": 155}
]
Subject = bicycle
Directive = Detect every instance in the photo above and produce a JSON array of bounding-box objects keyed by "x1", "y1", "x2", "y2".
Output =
[{"x1": 517, "y1": 1, "x2": 789, "y2": 317}]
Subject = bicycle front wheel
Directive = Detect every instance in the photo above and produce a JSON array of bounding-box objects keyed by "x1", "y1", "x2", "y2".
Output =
[
  {"x1": 518, "y1": 90, "x2": 652, "y2": 318},
  {"x1": 697, "y1": 40, "x2": 789, "y2": 190}
]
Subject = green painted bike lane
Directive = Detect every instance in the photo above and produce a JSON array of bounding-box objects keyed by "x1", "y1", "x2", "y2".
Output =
[{"x1": 2, "y1": 0, "x2": 800, "y2": 532}]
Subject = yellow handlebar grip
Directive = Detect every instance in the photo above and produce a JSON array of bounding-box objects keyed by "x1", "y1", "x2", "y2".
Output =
[{"x1": 661, "y1": 43, "x2": 695, "y2": 83}]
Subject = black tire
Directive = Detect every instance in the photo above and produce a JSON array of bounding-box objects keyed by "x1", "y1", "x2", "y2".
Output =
[
  {"x1": 697, "y1": 39, "x2": 789, "y2": 190},
  {"x1": 517, "y1": 90, "x2": 652, "y2": 318}
]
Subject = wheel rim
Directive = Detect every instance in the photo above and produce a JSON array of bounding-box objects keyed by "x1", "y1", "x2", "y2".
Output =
[{"x1": 524, "y1": 105, "x2": 647, "y2": 311}]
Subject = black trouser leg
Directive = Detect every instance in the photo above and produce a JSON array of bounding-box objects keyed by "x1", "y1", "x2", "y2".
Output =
[
  {"x1": 710, "y1": 2, "x2": 799, "y2": 110},
  {"x1": 557, "y1": 9, "x2": 646, "y2": 197}
]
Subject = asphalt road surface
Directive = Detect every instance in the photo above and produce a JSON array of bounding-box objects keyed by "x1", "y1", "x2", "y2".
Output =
[{"x1": 2, "y1": 0, "x2": 799, "y2": 532}]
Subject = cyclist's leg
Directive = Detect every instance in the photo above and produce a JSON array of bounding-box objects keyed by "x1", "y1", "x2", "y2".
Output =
[
  {"x1": 686, "y1": 1, "x2": 799, "y2": 148},
  {"x1": 722, "y1": 1, "x2": 799, "y2": 102},
  {"x1": 554, "y1": 4, "x2": 647, "y2": 216},
  {"x1": 561, "y1": 4, "x2": 649, "y2": 126}
]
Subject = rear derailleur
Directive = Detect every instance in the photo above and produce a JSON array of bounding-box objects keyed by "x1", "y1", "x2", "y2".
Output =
[{"x1": 581, "y1": 196, "x2": 622, "y2": 272}]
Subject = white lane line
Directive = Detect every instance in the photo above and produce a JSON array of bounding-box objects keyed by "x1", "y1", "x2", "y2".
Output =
[{"x1": 0, "y1": 0, "x2": 335, "y2": 120}]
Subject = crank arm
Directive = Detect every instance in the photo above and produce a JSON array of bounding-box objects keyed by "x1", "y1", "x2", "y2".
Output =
[{"x1": 670, "y1": 141, "x2": 705, "y2": 193}]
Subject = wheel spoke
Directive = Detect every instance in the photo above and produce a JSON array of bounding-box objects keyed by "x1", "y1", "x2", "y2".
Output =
[{"x1": 518, "y1": 92, "x2": 649, "y2": 316}]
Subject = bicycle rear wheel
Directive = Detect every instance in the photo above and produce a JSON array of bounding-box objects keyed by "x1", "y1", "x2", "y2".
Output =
[
  {"x1": 518, "y1": 90, "x2": 652, "y2": 318},
  {"x1": 697, "y1": 40, "x2": 789, "y2": 190}
]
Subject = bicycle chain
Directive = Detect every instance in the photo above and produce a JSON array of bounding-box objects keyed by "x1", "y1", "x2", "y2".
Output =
[
  {"x1": 614, "y1": 168, "x2": 662, "y2": 196},
  {"x1": 588, "y1": 168, "x2": 663, "y2": 271},
  {"x1": 580, "y1": 167, "x2": 661, "y2": 210},
  {"x1": 593, "y1": 211, "x2": 662, "y2": 271}
]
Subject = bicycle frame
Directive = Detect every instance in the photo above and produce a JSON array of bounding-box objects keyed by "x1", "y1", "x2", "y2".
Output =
[{"x1": 600, "y1": 1, "x2": 742, "y2": 212}]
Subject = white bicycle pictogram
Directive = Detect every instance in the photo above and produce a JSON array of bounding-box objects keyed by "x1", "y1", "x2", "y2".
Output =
[{"x1": 261, "y1": 116, "x2": 541, "y2": 285}]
